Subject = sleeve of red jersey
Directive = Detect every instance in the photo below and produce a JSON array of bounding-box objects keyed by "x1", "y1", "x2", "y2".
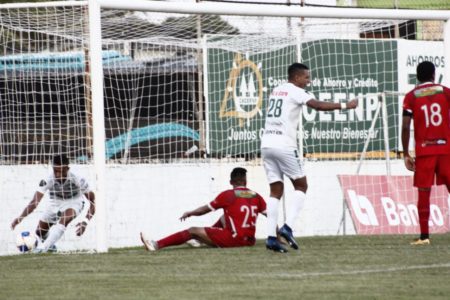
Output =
[
  {"x1": 444, "y1": 86, "x2": 450, "y2": 100},
  {"x1": 402, "y1": 92, "x2": 413, "y2": 113},
  {"x1": 258, "y1": 194, "x2": 267, "y2": 214},
  {"x1": 208, "y1": 191, "x2": 231, "y2": 211}
]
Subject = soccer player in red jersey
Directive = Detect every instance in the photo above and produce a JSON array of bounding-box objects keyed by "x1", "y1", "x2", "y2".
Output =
[
  {"x1": 140, "y1": 167, "x2": 267, "y2": 251},
  {"x1": 402, "y1": 61, "x2": 450, "y2": 245}
]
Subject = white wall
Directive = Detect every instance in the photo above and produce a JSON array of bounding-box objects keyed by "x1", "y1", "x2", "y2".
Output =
[{"x1": 1, "y1": 159, "x2": 410, "y2": 255}]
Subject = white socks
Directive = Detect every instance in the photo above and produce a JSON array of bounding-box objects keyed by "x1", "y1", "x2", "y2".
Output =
[
  {"x1": 267, "y1": 191, "x2": 306, "y2": 237},
  {"x1": 40, "y1": 223, "x2": 66, "y2": 251},
  {"x1": 286, "y1": 190, "x2": 306, "y2": 229},
  {"x1": 266, "y1": 197, "x2": 279, "y2": 237}
]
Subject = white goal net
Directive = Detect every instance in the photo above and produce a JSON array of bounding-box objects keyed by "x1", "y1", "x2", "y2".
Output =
[{"x1": 1, "y1": 0, "x2": 449, "y2": 255}]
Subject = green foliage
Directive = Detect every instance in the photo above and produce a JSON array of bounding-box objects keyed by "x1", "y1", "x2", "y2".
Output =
[{"x1": 1, "y1": 234, "x2": 450, "y2": 299}]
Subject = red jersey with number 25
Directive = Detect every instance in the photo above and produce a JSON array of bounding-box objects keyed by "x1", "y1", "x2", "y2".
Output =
[
  {"x1": 208, "y1": 187, "x2": 266, "y2": 239},
  {"x1": 403, "y1": 83, "x2": 450, "y2": 156}
]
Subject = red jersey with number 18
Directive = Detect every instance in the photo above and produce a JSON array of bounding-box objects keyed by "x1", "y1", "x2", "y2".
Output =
[
  {"x1": 208, "y1": 187, "x2": 266, "y2": 239},
  {"x1": 403, "y1": 83, "x2": 450, "y2": 157}
]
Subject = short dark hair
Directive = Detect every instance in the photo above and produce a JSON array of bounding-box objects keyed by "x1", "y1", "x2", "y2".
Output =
[
  {"x1": 288, "y1": 63, "x2": 309, "y2": 80},
  {"x1": 416, "y1": 61, "x2": 435, "y2": 82},
  {"x1": 230, "y1": 167, "x2": 247, "y2": 182},
  {"x1": 53, "y1": 154, "x2": 69, "y2": 166}
]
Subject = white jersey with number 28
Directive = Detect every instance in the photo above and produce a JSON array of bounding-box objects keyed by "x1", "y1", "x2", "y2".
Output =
[{"x1": 261, "y1": 82, "x2": 314, "y2": 150}]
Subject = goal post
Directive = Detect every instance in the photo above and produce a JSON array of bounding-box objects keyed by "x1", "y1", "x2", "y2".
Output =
[
  {"x1": 97, "y1": 0, "x2": 450, "y2": 20},
  {"x1": 88, "y1": 0, "x2": 107, "y2": 253},
  {"x1": 1, "y1": 0, "x2": 450, "y2": 255},
  {"x1": 88, "y1": 0, "x2": 450, "y2": 238},
  {"x1": 96, "y1": 0, "x2": 450, "y2": 87}
]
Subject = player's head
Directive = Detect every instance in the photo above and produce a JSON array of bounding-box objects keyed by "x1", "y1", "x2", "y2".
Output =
[
  {"x1": 52, "y1": 154, "x2": 69, "y2": 181},
  {"x1": 230, "y1": 167, "x2": 247, "y2": 187},
  {"x1": 416, "y1": 61, "x2": 435, "y2": 83},
  {"x1": 288, "y1": 63, "x2": 310, "y2": 88}
]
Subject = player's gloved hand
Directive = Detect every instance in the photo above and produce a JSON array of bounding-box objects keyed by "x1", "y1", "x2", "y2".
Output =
[{"x1": 76, "y1": 221, "x2": 88, "y2": 236}]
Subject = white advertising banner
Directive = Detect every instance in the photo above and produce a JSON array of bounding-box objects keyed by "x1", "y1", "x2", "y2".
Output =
[{"x1": 396, "y1": 40, "x2": 445, "y2": 151}]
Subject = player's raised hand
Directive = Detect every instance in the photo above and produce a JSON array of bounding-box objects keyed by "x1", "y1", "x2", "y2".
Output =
[
  {"x1": 346, "y1": 99, "x2": 358, "y2": 109},
  {"x1": 180, "y1": 211, "x2": 191, "y2": 222},
  {"x1": 404, "y1": 156, "x2": 415, "y2": 172},
  {"x1": 75, "y1": 221, "x2": 88, "y2": 236}
]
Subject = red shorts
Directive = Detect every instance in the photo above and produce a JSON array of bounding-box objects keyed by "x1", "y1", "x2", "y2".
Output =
[
  {"x1": 414, "y1": 155, "x2": 450, "y2": 188},
  {"x1": 205, "y1": 227, "x2": 255, "y2": 248}
]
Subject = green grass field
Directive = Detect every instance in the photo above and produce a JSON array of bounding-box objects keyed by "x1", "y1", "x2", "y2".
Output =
[{"x1": 1, "y1": 234, "x2": 450, "y2": 300}]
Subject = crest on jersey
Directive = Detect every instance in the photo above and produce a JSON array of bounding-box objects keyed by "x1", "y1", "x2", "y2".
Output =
[
  {"x1": 234, "y1": 189, "x2": 256, "y2": 198},
  {"x1": 219, "y1": 53, "x2": 267, "y2": 127},
  {"x1": 414, "y1": 85, "x2": 443, "y2": 98}
]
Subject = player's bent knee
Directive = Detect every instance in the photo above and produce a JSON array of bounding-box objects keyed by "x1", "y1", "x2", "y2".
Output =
[
  {"x1": 270, "y1": 184, "x2": 284, "y2": 199},
  {"x1": 188, "y1": 226, "x2": 200, "y2": 234},
  {"x1": 293, "y1": 180, "x2": 307, "y2": 192},
  {"x1": 188, "y1": 227, "x2": 207, "y2": 239}
]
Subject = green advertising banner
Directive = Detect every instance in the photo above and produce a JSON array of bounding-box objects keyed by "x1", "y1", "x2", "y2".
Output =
[
  {"x1": 207, "y1": 44, "x2": 297, "y2": 157},
  {"x1": 207, "y1": 39, "x2": 399, "y2": 157},
  {"x1": 300, "y1": 39, "x2": 398, "y2": 155}
]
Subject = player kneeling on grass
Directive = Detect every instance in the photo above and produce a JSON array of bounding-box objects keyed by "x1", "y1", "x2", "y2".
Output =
[
  {"x1": 140, "y1": 167, "x2": 266, "y2": 251},
  {"x1": 11, "y1": 154, "x2": 95, "y2": 253}
]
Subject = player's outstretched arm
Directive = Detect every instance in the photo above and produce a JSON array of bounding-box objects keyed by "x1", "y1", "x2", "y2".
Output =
[
  {"x1": 180, "y1": 205, "x2": 212, "y2": 221},
  {"x1": 76, "y1": 191, "x2": 96, "y2": 236},
  {"x1": 11, "y1": 191, "x2": 44, "y2": 230},
  {"x1": 307, "y1": 98, "x2": 358, "y2": 111}
]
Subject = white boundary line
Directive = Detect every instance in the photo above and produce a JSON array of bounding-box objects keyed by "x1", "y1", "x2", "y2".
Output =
[{"x1": 243, "y1": 262, "x2": 450, "y2": 279}]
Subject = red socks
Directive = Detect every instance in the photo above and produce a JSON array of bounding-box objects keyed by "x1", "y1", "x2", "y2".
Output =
[
  {"x1": 157, "y1": 230, "x2": 191, "y2": 249},
  {"x1": 418, "y1": 189, "x2": 431, "y2": 239}
]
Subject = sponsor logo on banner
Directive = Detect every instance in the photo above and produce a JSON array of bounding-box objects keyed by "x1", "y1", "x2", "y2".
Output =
[
  {"x1": 338, "y1": 175, "x2": 450, "y2": 234},
  {"x1": 220, "y1": 53, "x2": 267, "y2": 130}
]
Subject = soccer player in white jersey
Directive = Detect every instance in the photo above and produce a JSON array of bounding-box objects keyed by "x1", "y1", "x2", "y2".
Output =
[
  {"x1": 261, "y1": 63, "x2": 358, "y2": 253},
  {"x1": 11, "y1": 155, "x2": 95, "y2": 253}
]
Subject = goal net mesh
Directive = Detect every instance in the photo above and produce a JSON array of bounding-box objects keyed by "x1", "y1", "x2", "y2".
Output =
[
  {"x1": 0, "y1": 2, "x2": 446, "y2": 254},
  {"x1": 0, "y1": 5, "x2": 445, "y2": 164}
]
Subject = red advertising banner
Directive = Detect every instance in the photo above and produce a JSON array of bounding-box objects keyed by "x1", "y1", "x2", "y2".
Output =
[{"x1": 338, "y1": 175, "x2": 450, "y2": 235}]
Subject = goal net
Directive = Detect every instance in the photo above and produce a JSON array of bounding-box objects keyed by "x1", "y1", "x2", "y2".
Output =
[{"x1": 1, "y1": 0, "x2": 449, "y2": 255}]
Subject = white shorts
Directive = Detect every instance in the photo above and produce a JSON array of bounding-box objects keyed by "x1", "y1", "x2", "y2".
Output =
[
  {"x1": 40, "y1": 196, "x2": 85, "y2": 224},
  {"x1": 262, "y1": 147, "x2": 306, "y2": 184}
]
